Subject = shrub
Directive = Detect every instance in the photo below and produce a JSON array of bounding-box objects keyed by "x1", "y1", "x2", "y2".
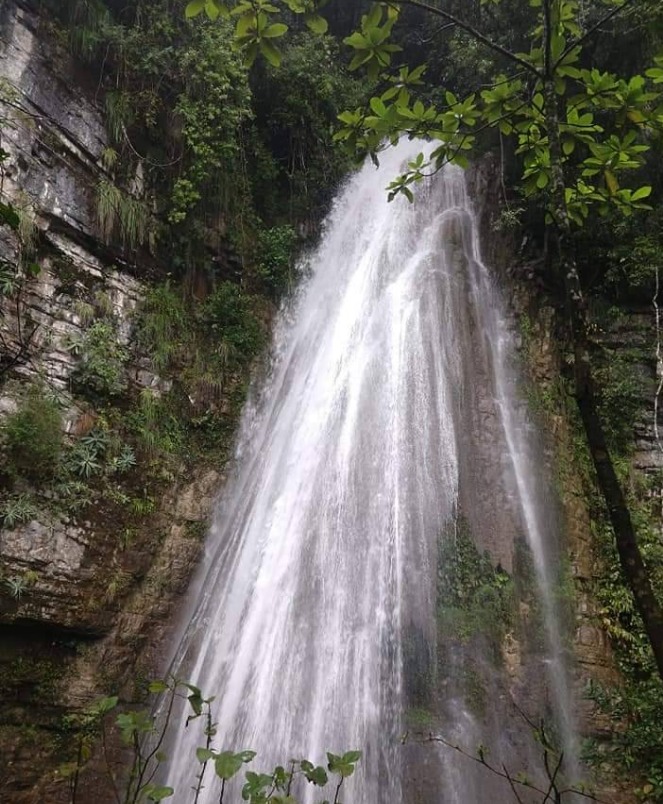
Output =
[
  {"x1": 134, "y1": 284, "x2": 189, "y2": 373},
  {"x1": 257, "y1": 225, "x2": 297, "y2": 298},
  {"x1": 2, "y1": 385, "x2": 63, "y2": 480},
  {"x1": 202, "y1": 282, "x2": 265, "y2": 364},
  {"x1": 69, "y1": 321, "x2": 129, "y2": 399}
]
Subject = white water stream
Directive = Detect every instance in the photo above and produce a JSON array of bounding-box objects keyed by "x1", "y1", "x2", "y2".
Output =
[{"x1": 164, "y1": 141, "x2": 578, "y2": 802}]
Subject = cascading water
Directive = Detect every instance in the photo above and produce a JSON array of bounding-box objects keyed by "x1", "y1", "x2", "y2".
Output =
[{"x1": 163, "y1": 140, "x2": 581, "y2": 803}]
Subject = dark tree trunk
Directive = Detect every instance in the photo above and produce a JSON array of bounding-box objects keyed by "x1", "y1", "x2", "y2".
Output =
[{"x1": 542, "y1": 76, "x2": 663, "y2": 680}]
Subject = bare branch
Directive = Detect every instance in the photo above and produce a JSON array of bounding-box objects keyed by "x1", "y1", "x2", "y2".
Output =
[
  {"x1": 502, "y1": 763, "x2": 526, "y2": 804},
  {"x1": 410, "y1": 732, "x2": 610, "y2": 803},
  {"x1": 555, "y1": 0, "x2": 638, "y2": 68},
  {"x1": 389, "y1": 0, "x2": 542, "y2": 78}
]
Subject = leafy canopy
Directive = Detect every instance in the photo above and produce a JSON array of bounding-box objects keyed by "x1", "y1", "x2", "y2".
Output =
[{"x1": 184, "y1": 0, "x2": 663, "y2": 225}]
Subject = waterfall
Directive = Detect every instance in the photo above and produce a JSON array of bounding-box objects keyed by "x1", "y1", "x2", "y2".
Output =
[{"x1": 163, "y1": 140, "x2": 580, "y2": 803}]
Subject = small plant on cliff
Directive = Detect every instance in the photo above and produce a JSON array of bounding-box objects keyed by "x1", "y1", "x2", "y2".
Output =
[
  {"x1": 67, "y1": 320, "x2": 129, "y2": 399},
  {"x1": 134, "y1": 283, "x2": 190, "y2": 374},
  {"x1": 1, "y1": 384, "x2": 63, "y2": 481},
  {"x1": 96, "y1": 180, "x2": 152, "y2": 250},
  {"x1": 1, "y1": 494, "x2": 39, "y2": 528},
  {"x1": 3, "y1": 571, "x2": 38, "y2": 600}
]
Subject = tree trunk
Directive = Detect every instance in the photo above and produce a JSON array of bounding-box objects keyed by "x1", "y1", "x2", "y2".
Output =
[{"x1": 543, "y1": 78, "x2": 663, "y2": 680}]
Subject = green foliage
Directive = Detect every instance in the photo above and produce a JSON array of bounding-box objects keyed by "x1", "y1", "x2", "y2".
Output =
[
  {"x1": 51, "y1": 479, "x2": 95, "y2": 513},
  {"x1": 1, "y1": 494, "x2": 39, "y2": 528},
  {"x1": 587, "y1": 677, "x2": 663, "y2": 801},
  {"x1": 67, "y1": 442, "x2": 103, "y2": 478},
  {"x1": 250, "y1": 30, "x2": 364, "y2": 222},
  {"x1": 131, "y1": 279, "x2": 269, "y2": 467},
  {"x1": 134, "y1": 284, "x2": 190, "y2": 373},
  {"x1": 169, "y1": 20, "x2": 251, "y2": 224},
  {"x1": 185, "y1": 0, "x2": 330, "y2": 66},
  {"x1": 202, "y1": 282, "x2": 265, "y2": 363},
  {"x1": 576, "y1": 410, "x2": 663, "y2": 796},
  {"x1": 589, "y1": 208, "x2": 663, "y2": 301},
  {"x1": 437, "y1": 517, "x2": 515, "y2": 652},
  {"x1": 2, "y1": 385, "x2": 63, "y2": 481},
  {"x1": 201, "y1": 0, "x2": 663, "y2": 225},
  {"x1": 96, "y1": 180, "x2": 151, "y2": 249},
  {"x1": 68, "y1": 320, "x2": 129, "y2": 399},
  {"x1": 256, "y1": 225, "x2": 296, "y2": 297},
  {"x1": 60, "y1": 0, "x2": 253, "y2": 238},
  {"x1": 64, "y1": 677, "x2": 360, "y2": 804},
  {"x1": 592, "y1": 346, "x2": 643, "y2": 453},
  {"x1": 126, "y1": 391, "x2": 186, "y2": 460}
]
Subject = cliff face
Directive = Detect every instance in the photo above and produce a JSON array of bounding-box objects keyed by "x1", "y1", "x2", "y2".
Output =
[
  {"x1": 470, "y1": 160, "x2": 663, "y2": 802},
  {"x1": 0, "y1": 4, "x2": 221, "y2": 800}
]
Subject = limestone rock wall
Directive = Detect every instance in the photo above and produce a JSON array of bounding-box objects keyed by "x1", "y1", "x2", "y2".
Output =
[{"x1": 0, "y1": 3, "x2": 221, "y2": 801}]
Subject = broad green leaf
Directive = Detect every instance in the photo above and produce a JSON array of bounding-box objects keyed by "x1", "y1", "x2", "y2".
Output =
[
  {"x1": 369, "y1": 97, "x2": 387, "y2": 116},
  {"x1": 93, "y1": 696, "x2": 119, "y2": 715},
  {"x1": 305, "y1": 14, "x2": 328, "y2": 34},
  {"x1": 214, "y1": 751, "x2": 244, "y2": 780},
  {"x1": 205, "y1": 0, "x2": 220, "y2": 20},
  {"x1": 304, "y1": 765, "x2": 328, "y2": 786},
  {"x1": 259, "y1": 38, "x2": 282, "y2": 66},
  {"x1": 262, "y1": 23, "x2": 288, "y2": 38},
  {"x1": 148, "y1": 680, "x2": 168, "y2": 694},
  {"x1": 196, "y1": 748, "x2": 215, "y2": 763},
  {"x1": 605, "y1": 169, "x2": 618, "y2": 195},
  {"x1": 185, "y1": 0, "x2": 206, "y2": 18},
  {"x1": 631, "y1": 185, "x2": 652, "y2": 201},
  {"x1": 146, "y1": 787, "x2": 174, "y2": 802}
]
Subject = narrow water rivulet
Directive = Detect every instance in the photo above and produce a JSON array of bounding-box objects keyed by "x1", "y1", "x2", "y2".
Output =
[{"x1": 164, "y1": 141, "x2": 581, "y2": 802}]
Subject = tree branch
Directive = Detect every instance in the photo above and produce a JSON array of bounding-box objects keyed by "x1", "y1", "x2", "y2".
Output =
[
  {"x1": 542, "y1": 0, "x2": 553, "y2": 78},
  {"x1": 411, "y1": 733, "x2": 610, "y2": 803},
  {"x1": 555, "y1": 0, "x2": 638, "y2": 68},
  {"x1": 502, "y1": 763, "x2": 526, "y2": 804},
  {"x1": 390, "y1": 0, "x2": 543, "y2": 78}
]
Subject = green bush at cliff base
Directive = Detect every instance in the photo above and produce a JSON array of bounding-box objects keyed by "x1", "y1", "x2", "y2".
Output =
[
  {"x1": 256, "y1": 225, "x2": 297, "y2": 299},
  {"x1": 2, "y1": 384, "x2": 63, "y2": 481}
]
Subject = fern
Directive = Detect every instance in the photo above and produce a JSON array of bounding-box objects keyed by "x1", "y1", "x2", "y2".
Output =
[{"x1": 96, "y1": 180, "x2": 150, "y2": 249}]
